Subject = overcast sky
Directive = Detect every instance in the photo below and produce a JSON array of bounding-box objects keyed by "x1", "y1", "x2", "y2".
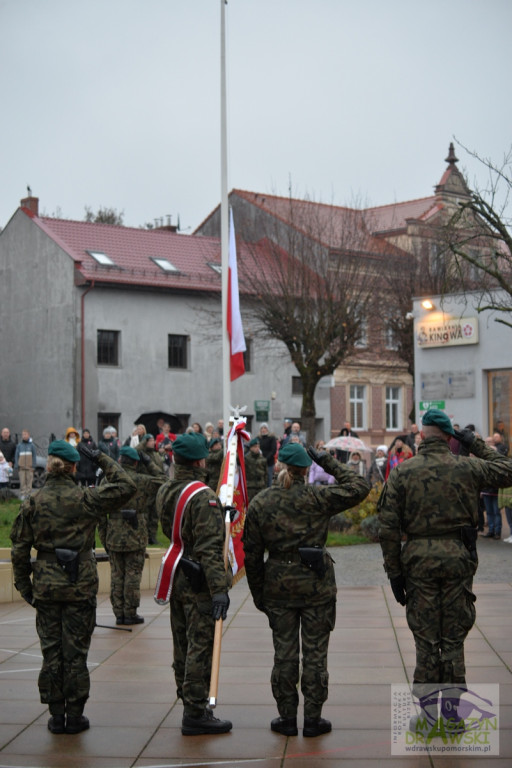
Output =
[{"x1": 1, "y1": 0, "x2": 511, "y2": 232}]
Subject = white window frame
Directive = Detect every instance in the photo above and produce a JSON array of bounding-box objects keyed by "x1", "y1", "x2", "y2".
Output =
[
  {"x1": 349, "y1": 384, "x2": 366, "y2": 430},
  {"x1": 386, "y1": 385, "x2": 401, "y2": 430}
]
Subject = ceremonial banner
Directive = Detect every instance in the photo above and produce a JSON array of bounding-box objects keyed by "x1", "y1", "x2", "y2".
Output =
[{"x1": 217, "y1": 415, "x2": 249, "y2": 582}]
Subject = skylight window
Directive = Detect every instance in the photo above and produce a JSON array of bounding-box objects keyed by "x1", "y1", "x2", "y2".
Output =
[
  {"x1": 87, "y1": 250, "x2": 115, "y2": 266},
  {"x1": 208, "y1": 262, "x2": 222, "y2": 275},
  {"x1": 151, "y1": 257, "x2": 179, "y2": 273}
]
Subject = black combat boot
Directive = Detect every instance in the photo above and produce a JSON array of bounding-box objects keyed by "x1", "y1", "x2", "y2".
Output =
[
  {"x1": 270, "y1": 716, "x2": 298, "y2": 736},
  {"x1": 65, "y1": 715, "x2": 90, "y2": 734},
  {"x1": 115, "y1": 616, "x2": 124, "y2": 625},
  {"x1": 47, "y1": 715, "x2": 65, "y2": 734},
  {"x1": 124, "y1": 614, "x2": 144, "y2": 625},
  {"x1": 181, "y1": 709, "x2": 232, "y2": 735},
  {"x1": 303, "y1": 716, "x2": 332, "y2": 737}
]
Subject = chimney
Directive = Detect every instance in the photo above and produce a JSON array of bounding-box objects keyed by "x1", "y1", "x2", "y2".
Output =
[
  {"x1": 153, "y1": 213, "x2": 178, "y2": 233},
  {"x1": 20, "y1": 196, "x2": 39, "y2": 217}
]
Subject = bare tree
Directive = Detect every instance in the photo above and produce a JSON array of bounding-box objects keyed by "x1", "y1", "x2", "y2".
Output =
[
  {"x1": 444, "y1": 143, "x2": 512, "y2": 326},
  {"x1": 236, "y1": 197, "x2": 396, "y2": 442},
  {"x1": 383, "y1": 230, "x2": 469, "y2": 377}
]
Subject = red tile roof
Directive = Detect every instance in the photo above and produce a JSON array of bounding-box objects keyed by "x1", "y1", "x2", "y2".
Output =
[
  {"x1": 228, "y1": 190, "x2": 412, "y2": 257},
  {"x1": 23, "y1": 211, "x2": 297, "y2": 296},
  {"x1": 30, "y1": 214, "x2": 226, "y2": 291}
]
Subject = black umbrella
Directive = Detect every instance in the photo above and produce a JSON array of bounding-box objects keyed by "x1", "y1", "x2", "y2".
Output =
[{"x1": 135, "y1": 412, "x2": 184, "y2": 436}]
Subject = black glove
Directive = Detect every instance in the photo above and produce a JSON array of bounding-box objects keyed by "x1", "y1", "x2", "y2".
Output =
[
  {"x1": 77, "y1": 443, "x2": 102, "y2": 465},
  {"x1": 22, "y1": 591, "x2": 35, "y2": 607},
  {"x1": 307, "y1": 445, "x2": 337, "y2": 474},
  {"x1": 453, "y1": 428, "x2": 475, "y2": 452},
  {"x1": 212, "y1": 593, "x2": 230, "y2": 621},
  {"x1": 138, "y1": 452, "x2": 152, "y2": 467},
  {"x1": 390, "y1": 575, "x2": 406, "y2": 606}
]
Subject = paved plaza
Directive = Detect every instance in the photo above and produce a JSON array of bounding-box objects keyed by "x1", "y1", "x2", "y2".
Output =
[{"x1": 0, "y1": 539, "x2": 511, "y2": 767}]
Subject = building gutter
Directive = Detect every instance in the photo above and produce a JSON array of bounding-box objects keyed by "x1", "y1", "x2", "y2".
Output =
[{"x1": 80, "y1": 281, "x2": 95, "y2": 428}]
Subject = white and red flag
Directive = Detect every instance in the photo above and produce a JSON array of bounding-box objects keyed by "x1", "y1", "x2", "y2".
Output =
[
  {"x1": 217, "y1": 412, "x2": 250, "y2": 582},
  {"x1": 227, "y1": 208, "x2": 246, "y2": 381}
]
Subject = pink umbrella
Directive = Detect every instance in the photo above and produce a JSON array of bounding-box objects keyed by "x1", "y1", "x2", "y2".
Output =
[{"x1": 325, "y1": 436, "x2": 373, "y2": 453}]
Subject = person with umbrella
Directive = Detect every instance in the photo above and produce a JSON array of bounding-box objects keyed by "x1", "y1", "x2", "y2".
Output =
[{"x1": 336, "y1": 421, "x2": 359, "y2": 462}]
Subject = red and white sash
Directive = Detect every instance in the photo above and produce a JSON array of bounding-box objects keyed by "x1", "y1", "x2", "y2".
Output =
[{"x1": 153, "y1": 480, "x2": 209, "y2": 605}]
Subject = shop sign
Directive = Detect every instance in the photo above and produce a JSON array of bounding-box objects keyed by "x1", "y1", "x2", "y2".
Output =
[{"x1": 416, "y1": 317, "x2": 478, "y2": 348}]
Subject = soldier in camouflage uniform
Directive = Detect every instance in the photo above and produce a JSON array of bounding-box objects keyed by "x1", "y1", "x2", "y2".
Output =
[
  {"x1": 205, "y1": 436, "x2": 224, "y2": 492},
  {"x1": 242, "y1": 442, "x2": 371, "y2": 737},
  {"x1": 378, "y1": 409, "x2": 512, "y2": 721},
  {"x1": 10, "y1": 440, "x2": 135, "y2": 734},
  {"x1": 244, "y1": 438, "x2": 267, "y2": 501},
  {"x1": 156, "y1": 432, "x2": 232, "y2": 735},
  {"x1": 136, "y1": 434, "x2": 165, "y2": 542},
  {"x1": 98, "y1": 445, "x2": 167, "y2": 625}
]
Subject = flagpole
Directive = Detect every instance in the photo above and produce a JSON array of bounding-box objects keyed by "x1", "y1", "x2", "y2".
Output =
[
  {"x1": 220, "y1": 0, "x2": 231, "y2": 435},
  {"x1": 208, "y1": 0, "x2": 230, "y2": 711}
]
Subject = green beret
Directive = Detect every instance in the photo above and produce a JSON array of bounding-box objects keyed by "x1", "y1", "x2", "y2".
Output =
[
  {"x1": 173, "y1": 433, "x2": 209, "y2": 461},
  {"x1": 120, "y1": 446, "x2": 140, "y2": 461},
  {"x1": 48, "y1": 440, "x2": 80, "y2": 463},
  {"x1": 278, "y1": 443, "x2": 312, "y2": 467},
  {"x1": 422, "y1": 408, "x2": 455, "y2": 436},
  {"x1": 248, "y1": 437, "x2": 259, "y2": 447},
  {"x1": 141, "y1": 433, "x2": 154, "y2": 441}
]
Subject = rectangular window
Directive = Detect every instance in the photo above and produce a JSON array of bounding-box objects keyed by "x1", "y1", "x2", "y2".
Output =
[
  {"x1": 97, "y1": 330, "x2": 120, "y2": 366},
  {"x1": 354, "y1": 317, "x2": 368, "y2": 348},
  {"x1": 386, "y1": 386, "x2": 401, "y2": 430},
  {"x1": 384, "y1": 323, "x2": 399, "y2": 350},
  {"x1": 243, "y1": 338, "x2": 252, "y2": 373},
  {"x1": 350, "y1": 384, "x2": 366, "y2": 430},
  {"x1": 97, "y1": 413, "x2": 120, "y2": 440},
  {"x1": 292, "y1": 376, "x2": 303, "y2": 396},
  {"x1": 168, "y1": 334, "x2": 188, "y2": 369}
]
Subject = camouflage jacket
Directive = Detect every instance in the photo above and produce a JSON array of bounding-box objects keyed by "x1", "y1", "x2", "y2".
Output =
[
  {"x1": 378, "y1": 435, "x2": 512, "y2": 578},
  {"x1": 206, "y1": 448, "x2": 224, "y2": 492},
  {"x1": 97, "y1": 462, "x2": 167, "y2": 551},
  {"x1": 10, "y1": 454, "x2": 136, "y2": 601},
  {"x1": 156, "y1": 464, "x2": 230, "y2": 596},
  {"x1": 242, "y1": 455, "x2": 371, "y2": 607},
  {"x1": 245, "y1": 452, "x2": 267, "y2": 500},
  {"x1": 136, "y1": 443, "x2": 165, "y2": 473}
]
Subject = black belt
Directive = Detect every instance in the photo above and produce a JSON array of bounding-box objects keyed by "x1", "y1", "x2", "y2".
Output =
[
  {"x1": 407, "y1": 532, "x2": 461, "y2": 541},
  {"x1": 109, "y1": 511, "x2": 140, "y2": 519},
  {"x1": 267, "y1": 551, "x2": 302, "y2": 564},
  {"x1": 37, "y1": 550, "x2": 94, "y2": 562},
  {"x1": 268, "y1": 549, "x2": 326, "y2": 563}
]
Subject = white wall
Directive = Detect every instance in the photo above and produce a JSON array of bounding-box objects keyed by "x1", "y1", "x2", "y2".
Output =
[{"x1": 413, "y1": 291, "x2": 511, "y2": 435}]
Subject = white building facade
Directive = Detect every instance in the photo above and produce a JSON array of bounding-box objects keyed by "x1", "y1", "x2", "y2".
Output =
[{"x1": 413, "y1": 291, "x2": 512, "y2": 437}]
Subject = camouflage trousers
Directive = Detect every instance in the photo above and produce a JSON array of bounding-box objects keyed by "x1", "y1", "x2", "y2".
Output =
[
  {"x1": 147, "y1": 506, "x2": 159, "y2": 543},
  {"x1": 265, "y1": 600, "x2": 336, "y2": 718},
  {"x1": 109, "y1": 549, "x2": 146, "y2": 619},
  {"x1": 405, "y1": 568, "x2": 476, "y2": 687},
  {"x1": 170, "y1": 592, "x2": 214, "y2": 717},
  {"x1": 35, "y1": 598, "x2": 96, "y2": 715}
]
